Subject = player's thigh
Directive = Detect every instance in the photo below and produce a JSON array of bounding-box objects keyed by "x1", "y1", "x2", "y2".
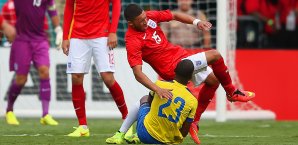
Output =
[
  {"x1": 90, "y1": 37, "x2": 115, "y2": 73},
  {"x1": 10, "y1": 40, "x2": 32, "y2": 75},
  {"x1": 184, "y1": 52, "x2": 208, "y2": 71},
  {"x1": 31, "y1": 40, "x2": 50, "y2": 69},
  {"x1": 67, "y1": 38, "x2": 92, "y2": 74},
  {"x1": 192, "y1": 66, "x2": 213, "y2": 86}
]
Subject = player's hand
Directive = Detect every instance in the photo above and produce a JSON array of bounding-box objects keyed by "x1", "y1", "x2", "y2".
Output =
[
  {"x1": 62, "y1": 40, "x2": 70, "y2": 56},
  {"x1": 2, "y1": 21, "x2": 16, "y2": 43},
  {"x1": 197, "y1": 21, "x2": 212, "y2": 31},
  {"x1": 156, "y1": 87, "x2": 173, "y2": 100},
  {"x1": 54, "y1": 26, "x2": 63, "y2": 50},
  {"x1": 107, "y1": 33, "x2": 117, "y2": 49}
]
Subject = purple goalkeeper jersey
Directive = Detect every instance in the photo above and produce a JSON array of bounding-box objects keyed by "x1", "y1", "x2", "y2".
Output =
[{"x1": 14, "y1": 0, "x2": 58, "y2": 41}]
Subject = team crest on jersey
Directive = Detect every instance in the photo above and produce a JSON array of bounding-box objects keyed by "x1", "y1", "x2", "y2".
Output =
[
  {"x1": 147, "y1": 19, "x2": 157, "y2": 29},
  {"x1": 68, "y1": 62, "x2": 71, "y2": 68}
]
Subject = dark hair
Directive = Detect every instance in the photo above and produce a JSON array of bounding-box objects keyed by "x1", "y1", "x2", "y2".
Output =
[
  {"x1": 174, "y1": 59, "x2": 194, "y2": 80},
  {"x1": 124, "y1": 4, "x2": 143, "y2": 21}
]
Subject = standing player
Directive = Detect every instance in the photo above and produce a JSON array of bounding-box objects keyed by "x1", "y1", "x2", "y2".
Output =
[
  {"x1": 62, "y1": 0, "x2": 129, "y2": 137},
  {"x1": 107, "y1": 60, "x2": 197, "y2": 144},
  {"x1": 5, "y1": 0, "x2": 62, "y2": 125},
  {"x1": 107, "y1": 4, "x2": 255, "y2": 144}
]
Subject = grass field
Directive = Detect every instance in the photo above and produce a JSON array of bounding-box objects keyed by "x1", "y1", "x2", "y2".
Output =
[{"x1": 0, "y1": 118, "x2": 298, "y2": 145}]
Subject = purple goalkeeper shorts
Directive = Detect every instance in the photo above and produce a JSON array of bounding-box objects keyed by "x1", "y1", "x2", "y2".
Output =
[{"x1": 9, "y1": 40, "x2": 50, "y2": 75}]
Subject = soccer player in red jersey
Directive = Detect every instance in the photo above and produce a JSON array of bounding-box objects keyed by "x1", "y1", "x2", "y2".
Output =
[
  {"x1": 62, "y1": 0, "x2": 128, "y2": 137},
  {"x1": 122, "y1": 4, "x2": 255, "y2": 144}
]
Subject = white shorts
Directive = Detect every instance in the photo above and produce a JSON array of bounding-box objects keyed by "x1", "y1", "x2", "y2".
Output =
[
  {"x1": 66, "y1": 38, "x2": 115, "y2": 74},
  {"x1": 183, "y1": 52, "x2": 213, "y2": 86}
]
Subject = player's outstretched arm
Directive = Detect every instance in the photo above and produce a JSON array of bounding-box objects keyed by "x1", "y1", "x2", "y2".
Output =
[
  {"x1": 172, "y1": 11, "x2": 212, "y2": 31},
  {"x1": 132, "y1": 65, "x2": 172, "y2": 100}
]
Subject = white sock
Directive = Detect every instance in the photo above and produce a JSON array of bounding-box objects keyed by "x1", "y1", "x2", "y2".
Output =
[
  {"x1": 119, "y1": 101, "x2": 140, "y2": 133},
  {"x1": 80, "y1": 125, "x2": 88, "y2": 129}
]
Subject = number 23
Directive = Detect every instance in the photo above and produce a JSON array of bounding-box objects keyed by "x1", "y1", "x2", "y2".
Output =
[{"x1": 158, "y1": 97, "x2": 185, "y2": 123}]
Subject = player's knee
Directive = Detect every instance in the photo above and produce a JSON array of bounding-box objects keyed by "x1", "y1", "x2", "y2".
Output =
[
  {"x1": 72, "y1": 74, "x2": 84, "y2": 85},
  {"x1": 206, "y1": 49, "x2": 222, "y2": 63},
  {"x1": 140, "y1": 95, "x2": 149, "y2": 105},
  {"x1": 100, "y1": 72, "x2": 115, "y2": 87},
  {"x1": 38, "y1": 66, "x2": 49, "y2": 79},
  {"x1": 205, "y1": 73, "x2": 220, "y2": 88},
  {"x1": 15, "y1": 75, "x2": 28, "y2": 86}
]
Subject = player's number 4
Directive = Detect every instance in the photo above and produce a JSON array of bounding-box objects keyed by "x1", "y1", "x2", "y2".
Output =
[
  {"x1": 158, "y1": 97, "x2": 185, "y2": 123},
  {"x1": 33, "y1": 0, "x2": 42, "y2": 7}
]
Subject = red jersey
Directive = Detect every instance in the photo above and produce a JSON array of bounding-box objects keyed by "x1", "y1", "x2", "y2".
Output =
[
  {"x1": 63, "y1": 0, "x2": 121, "y2": 40},
  {"x1": 0, "y1": 15, "x2": 3, "y2": 26},
  {"x1": 2, "y1": 0, "x2": 16, "y2": 25},
  {"x1": 125, "y1": 10, "x2": 192, "y2": 80},
  {"x1": 278, "y1": 0, "x2": 298, "y2": 25},
  {"x1": 245, "y1": 0, "x2": 278, "y2": 34}
]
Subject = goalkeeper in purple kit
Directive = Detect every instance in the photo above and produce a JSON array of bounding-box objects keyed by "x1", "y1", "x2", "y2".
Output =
[{"x1": 5, "y1": 0, "x2": 62, "y2": 126}]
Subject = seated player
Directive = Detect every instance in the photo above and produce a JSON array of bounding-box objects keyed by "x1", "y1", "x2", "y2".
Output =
[
  {"x1": 119, "y1": 4, "x2": 255, "y2": 144},
  {"x1": 106, "y1": 59, "x2": 198, "y2": 144}
]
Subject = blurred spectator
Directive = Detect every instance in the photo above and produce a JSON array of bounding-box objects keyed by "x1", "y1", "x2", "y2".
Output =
[
  {"x1": 237, "y1": 0, "x2": 245, "y2": 16},
  {"x1": 276, "y1": 0, "x2": 298, "y2": 48},
  {"x1": 161, "y1": 0, "x2": 211, "y2": 49},
  {"x1": 245, "y1": 0, "x2": 279, "y2": 47}
]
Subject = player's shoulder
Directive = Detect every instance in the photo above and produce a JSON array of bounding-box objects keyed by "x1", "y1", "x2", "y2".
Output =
[
  {"x1": 145, "y1": 10, "x2": 160, "y2": 22},
  {"x1": 181, "y1": 87, "x2": 197, "y2": 101},
  {"x1": 155, "y1": 80, "x2": 175, "y2": 89}
]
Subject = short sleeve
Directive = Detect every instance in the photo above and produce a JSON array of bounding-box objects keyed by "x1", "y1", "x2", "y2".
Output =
[
  {"x1": 186, "y1": 98, "x2": 198, "y2": 122},
  {"x1": 125, "y1": 36, "x2": 143, "y2": 67},
  {"x1": 146, "y1": 10, "x2": 173, "y2": 23},
  {"x1": 47, "y1": 0, "x2": 58, "y2": 17}
]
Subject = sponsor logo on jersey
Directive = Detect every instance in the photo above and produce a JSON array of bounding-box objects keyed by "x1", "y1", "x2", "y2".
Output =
[{"x1": 147, "y1": 19, "x2": 157, "y2": 29}]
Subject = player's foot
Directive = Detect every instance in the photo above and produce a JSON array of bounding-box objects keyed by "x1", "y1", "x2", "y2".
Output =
[
  {"x1": 67, "y1": 126, "x2": 90, "y2": 137},
  {"x1": 189, "y1": 122, "x2": 201, "y2": 144},
  {"x1": 124, "y1": 126, "x2": 133, "y2": 140},
  {"x1": 125, "y1": 133, "x2": 141, "y2": 144},
  {"x1": 227, "y1": 90, "x2": 255, "y2": 102},
  {"x1": 40, "y1": 114, "x2": 59, "y2": 125},
  {"x1": 6, "y1": 111, "x2": 20, "y2": 125},
  {"x1": 106, "y1": 131, "x2": 125, "y2": 144}
]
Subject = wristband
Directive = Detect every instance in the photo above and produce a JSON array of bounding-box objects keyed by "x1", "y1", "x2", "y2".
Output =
[{"x1": 193, "y1": 19, "x2": 201, "y2": 26}]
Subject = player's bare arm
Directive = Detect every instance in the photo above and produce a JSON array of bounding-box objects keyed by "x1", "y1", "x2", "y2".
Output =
[
  {"x1": 132, "y1": 65, "x2": 172, "y2": 99},
  {"x1": 1, "y1": 20, "x2": 16, "y2": 43},
  {"x1": 108, "y1": 0, "x2": 121, "y2": 49},
  {"x1": 62, "y1": 0, "x2": 75, "y2": 56},
  {"x1": 172, "y1": 11, "x2": 212, "y2": 31},
  {"x1": 180, "y1": 121, "x2": 192, "y2": 137}
]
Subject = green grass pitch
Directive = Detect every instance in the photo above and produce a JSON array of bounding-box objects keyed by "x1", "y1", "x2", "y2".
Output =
[{"x1": 0, "y1": 118, "x2": 298, "y2": 145}]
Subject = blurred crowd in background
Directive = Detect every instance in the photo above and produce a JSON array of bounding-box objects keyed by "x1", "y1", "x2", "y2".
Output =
[{"x1": 0, "y1": 0, "x2": 297, "y2": 49}]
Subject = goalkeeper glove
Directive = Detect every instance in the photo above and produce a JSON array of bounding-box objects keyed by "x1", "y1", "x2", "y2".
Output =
[{"x1": 54, "y1": 26, "x2": 63, "y2": 49}]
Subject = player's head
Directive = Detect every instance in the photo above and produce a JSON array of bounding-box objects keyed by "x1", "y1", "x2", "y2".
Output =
[
  {"x1": 174, "y1": 59, "x2": 194, "y2": 84},
  {"x1": 178, "y1": 0, "x2": 193, "y2": 12},
  {"x1": 124, "y1": 4, "x2": 148, "y2": 32}
]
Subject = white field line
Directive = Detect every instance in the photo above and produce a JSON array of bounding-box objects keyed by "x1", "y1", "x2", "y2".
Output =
[{"x1": 2, "y1": 133, "x2": 270, "y2": 138}]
